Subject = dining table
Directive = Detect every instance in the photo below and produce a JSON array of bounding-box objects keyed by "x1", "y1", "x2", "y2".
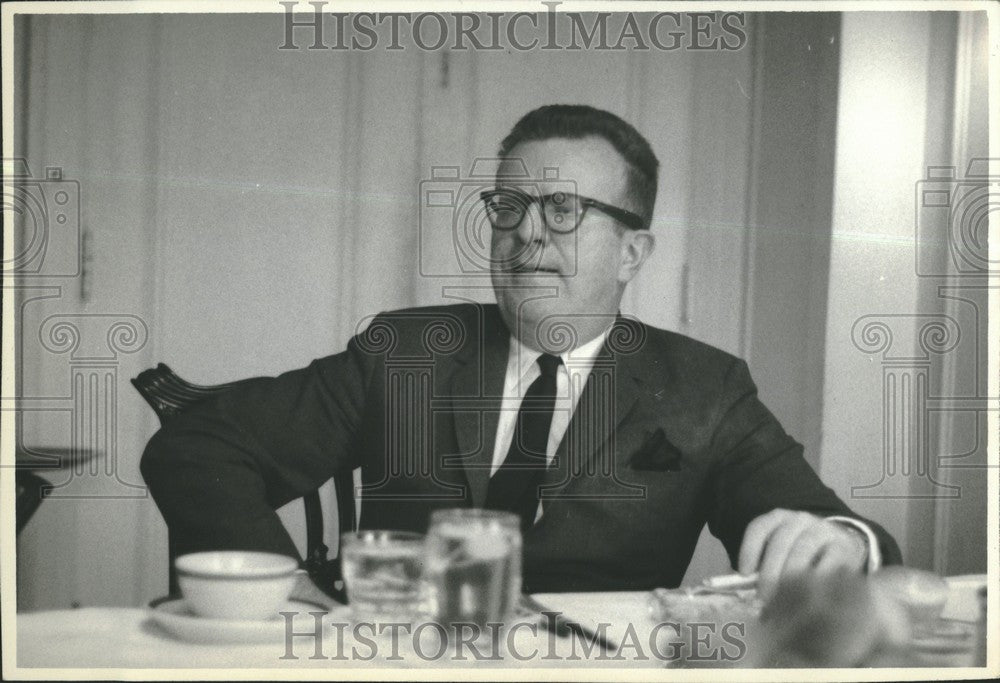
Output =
[{"x1": 11, "y1": 575, "x2": 989, "y2": 672}]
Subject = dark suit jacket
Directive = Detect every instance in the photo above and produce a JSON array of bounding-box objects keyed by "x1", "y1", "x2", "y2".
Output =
[{"x1": 141, "y1": 303, "x2": 901, "y2": 593}]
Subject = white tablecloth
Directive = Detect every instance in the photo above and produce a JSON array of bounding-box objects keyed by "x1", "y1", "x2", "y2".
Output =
[
  {"x1": 14, "y1": 592, "x2": 661, "y2": 669},
  {"x1": 14, "y1": 578, "x2": 986, "y2": 670}
]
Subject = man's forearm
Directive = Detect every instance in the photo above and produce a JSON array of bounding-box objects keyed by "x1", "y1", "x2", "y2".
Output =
[
  {"x1": 139, "y1": 345, "x2": 372, "y2": 559},
  {"x1": 140, "y1": 418, "x2": 302, "y2": 559}
]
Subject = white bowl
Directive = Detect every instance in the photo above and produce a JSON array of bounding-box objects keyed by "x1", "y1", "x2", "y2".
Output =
[{"x1": 175, "y1": 551, "x2": 299, "y2": 621}]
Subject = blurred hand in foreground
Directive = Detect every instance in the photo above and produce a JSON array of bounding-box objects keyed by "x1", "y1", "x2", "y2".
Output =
[
  {"x1": 739, "y1": 509, "x2": 868, "y2": 602},
  {"x1": 747, "y1": 569, "x2": 913, "y2": 667}
]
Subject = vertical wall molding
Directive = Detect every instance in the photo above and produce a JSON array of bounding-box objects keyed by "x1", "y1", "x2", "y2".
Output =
[
  {"x1": 740, "y1": 14, "x2": 765, "y2": 361},
  {"x1": 930, "y1": 11, "x2": 989, "y2": 576},
  {"x1": 742, "y1": 13, "x2": 841, "y2": 471}
]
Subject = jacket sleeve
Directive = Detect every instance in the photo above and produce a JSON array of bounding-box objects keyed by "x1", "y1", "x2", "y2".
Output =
[
  {"x1": 139, "y1": 333, "x2": 374, "y2": 559},
  {"x1": 705, "y1": 358, "x2": 902, "y2": 569}
]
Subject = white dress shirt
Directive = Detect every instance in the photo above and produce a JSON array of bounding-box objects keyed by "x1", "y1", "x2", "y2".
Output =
[
  {"x1": 487, "y1": 328, "x2": 881, "y2": 571},
  {"x1": 490, "y1": 329, "x2": 611, "y2": 476}
]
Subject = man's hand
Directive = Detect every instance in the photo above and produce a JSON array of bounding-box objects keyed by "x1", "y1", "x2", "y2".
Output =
[{"x1": 738, "y1": 509, "x2": 868, "y2": 601}]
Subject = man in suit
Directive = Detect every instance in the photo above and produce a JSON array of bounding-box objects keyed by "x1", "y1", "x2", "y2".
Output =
[{"x1": 141, "y1": 104, "x2": 900, "y2": 598}]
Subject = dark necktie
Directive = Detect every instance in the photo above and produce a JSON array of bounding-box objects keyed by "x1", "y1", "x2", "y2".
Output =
[{"x1": 485, "y1": 353, "x2": 563, "y2": 533}]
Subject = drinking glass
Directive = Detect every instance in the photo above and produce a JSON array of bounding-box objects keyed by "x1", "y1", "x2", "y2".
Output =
[
  {"x1": 422, "y1": 509, "x2": 522, "y2": 635},
  {"x1": 340, "y1": 530, "x2": 425, "y2": 621}
]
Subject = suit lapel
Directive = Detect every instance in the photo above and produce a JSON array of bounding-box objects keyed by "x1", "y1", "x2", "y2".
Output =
[
  {"x1": 545, "y1": 317, "x2": 646, "y2": 490},
  {"x1": 448, "y1": 306, "x2": 509, "y2": 508}
]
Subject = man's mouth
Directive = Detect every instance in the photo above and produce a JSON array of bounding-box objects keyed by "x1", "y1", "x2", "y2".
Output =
[{"x1": 507, "y1": 264, "x2": 560, "y2": 275}]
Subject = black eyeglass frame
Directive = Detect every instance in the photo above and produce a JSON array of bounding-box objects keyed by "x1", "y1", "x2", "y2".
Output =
[{"x1": 480, "y1": 188, "x2": 646, "y2": 233}]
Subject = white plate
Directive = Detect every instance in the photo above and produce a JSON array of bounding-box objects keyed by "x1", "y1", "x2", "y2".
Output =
[{"x1": 147, "y1": 597, "x2": 338, "y2": 644}]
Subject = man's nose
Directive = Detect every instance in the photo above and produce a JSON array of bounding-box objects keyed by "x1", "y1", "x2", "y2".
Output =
[{"x1": 515, "y1": 200, "x2": 547, "y2": 244}]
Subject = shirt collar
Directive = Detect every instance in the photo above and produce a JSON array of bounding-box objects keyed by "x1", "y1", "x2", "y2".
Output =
[{"x1": 507, "y1": 326, "x2": 611, "y2": 381}]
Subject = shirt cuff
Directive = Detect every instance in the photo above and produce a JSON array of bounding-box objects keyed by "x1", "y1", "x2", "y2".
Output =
[{"x1": 826, "y1": 515, "x2": 882, "y2": 573}]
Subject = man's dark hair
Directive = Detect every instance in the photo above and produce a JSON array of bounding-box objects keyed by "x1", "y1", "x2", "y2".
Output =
[{"x1": 498, "y1": 104, "x2": 659, "y2": 230}]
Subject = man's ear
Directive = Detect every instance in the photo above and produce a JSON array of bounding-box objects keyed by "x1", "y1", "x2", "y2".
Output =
[{"x1": 618, "y1": 230, "x2": 656, "y2": 284}]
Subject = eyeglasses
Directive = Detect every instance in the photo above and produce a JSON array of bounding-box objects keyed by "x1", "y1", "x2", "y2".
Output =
[{"x1": 480, "y1": 188, "x2": 645, "y2": 234}]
